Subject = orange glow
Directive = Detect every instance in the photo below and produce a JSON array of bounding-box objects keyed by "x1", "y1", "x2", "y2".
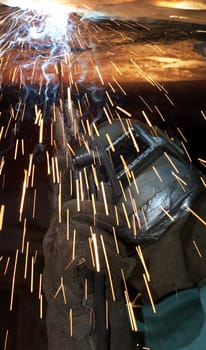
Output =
[
  {"x1": 155, "y1": 1, "x2": 206, "y2": 9},
  {"x1": 0, "y1": 0, "x2": 131, "y2": 11}
]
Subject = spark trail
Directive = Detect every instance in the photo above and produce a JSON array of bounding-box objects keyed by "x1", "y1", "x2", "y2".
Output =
[{"x1": 0, "y1": 4, "x2": 88, "y2": 86}]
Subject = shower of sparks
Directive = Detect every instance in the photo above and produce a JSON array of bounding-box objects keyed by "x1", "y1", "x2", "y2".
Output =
[
  {"x1": 0, "y1": 4, "x2": 107, "y2": 88},
  {"x1": 0, "y1": 0, "x2": 205, "y2": 347}
]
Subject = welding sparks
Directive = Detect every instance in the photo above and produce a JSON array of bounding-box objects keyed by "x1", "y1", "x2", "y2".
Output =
[
  {"x1": 10, "y1": 249, "x2": 19, "y2": 311},
  {"x1": 187, "y1": 206, "x2": 206, "y2": 226},
  {"x1": 0, "y1": 0, "x2": 206, "y2": 348},
  {"x1": 0, "y1": 2, "x2": 90, "y2": 87},
  {"x1": 121, "y1": 268, "x2": 138, "y2": 331},
  {"x1": 0, "y1": 204, "x2": 5, "y2": 231},
  {"x1": 100, "y1": 234, "x2": 116, "y2": 302}
]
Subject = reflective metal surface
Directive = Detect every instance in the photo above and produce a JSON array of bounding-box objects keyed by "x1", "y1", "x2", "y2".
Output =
[{"x1": 74, "y1": 118, "x2": 203, "y2": 244}]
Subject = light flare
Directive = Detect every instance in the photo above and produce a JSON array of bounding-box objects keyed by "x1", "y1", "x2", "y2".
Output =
[
  {"x1": 155, "y1": 1, "x2": 206, "y2": 9},
  {"x1": 1, "y1": 0, "x2": 79, "y2": 13},
  {"x1": 0, "y1": 2, "x2": 87, "y2": 86}
]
